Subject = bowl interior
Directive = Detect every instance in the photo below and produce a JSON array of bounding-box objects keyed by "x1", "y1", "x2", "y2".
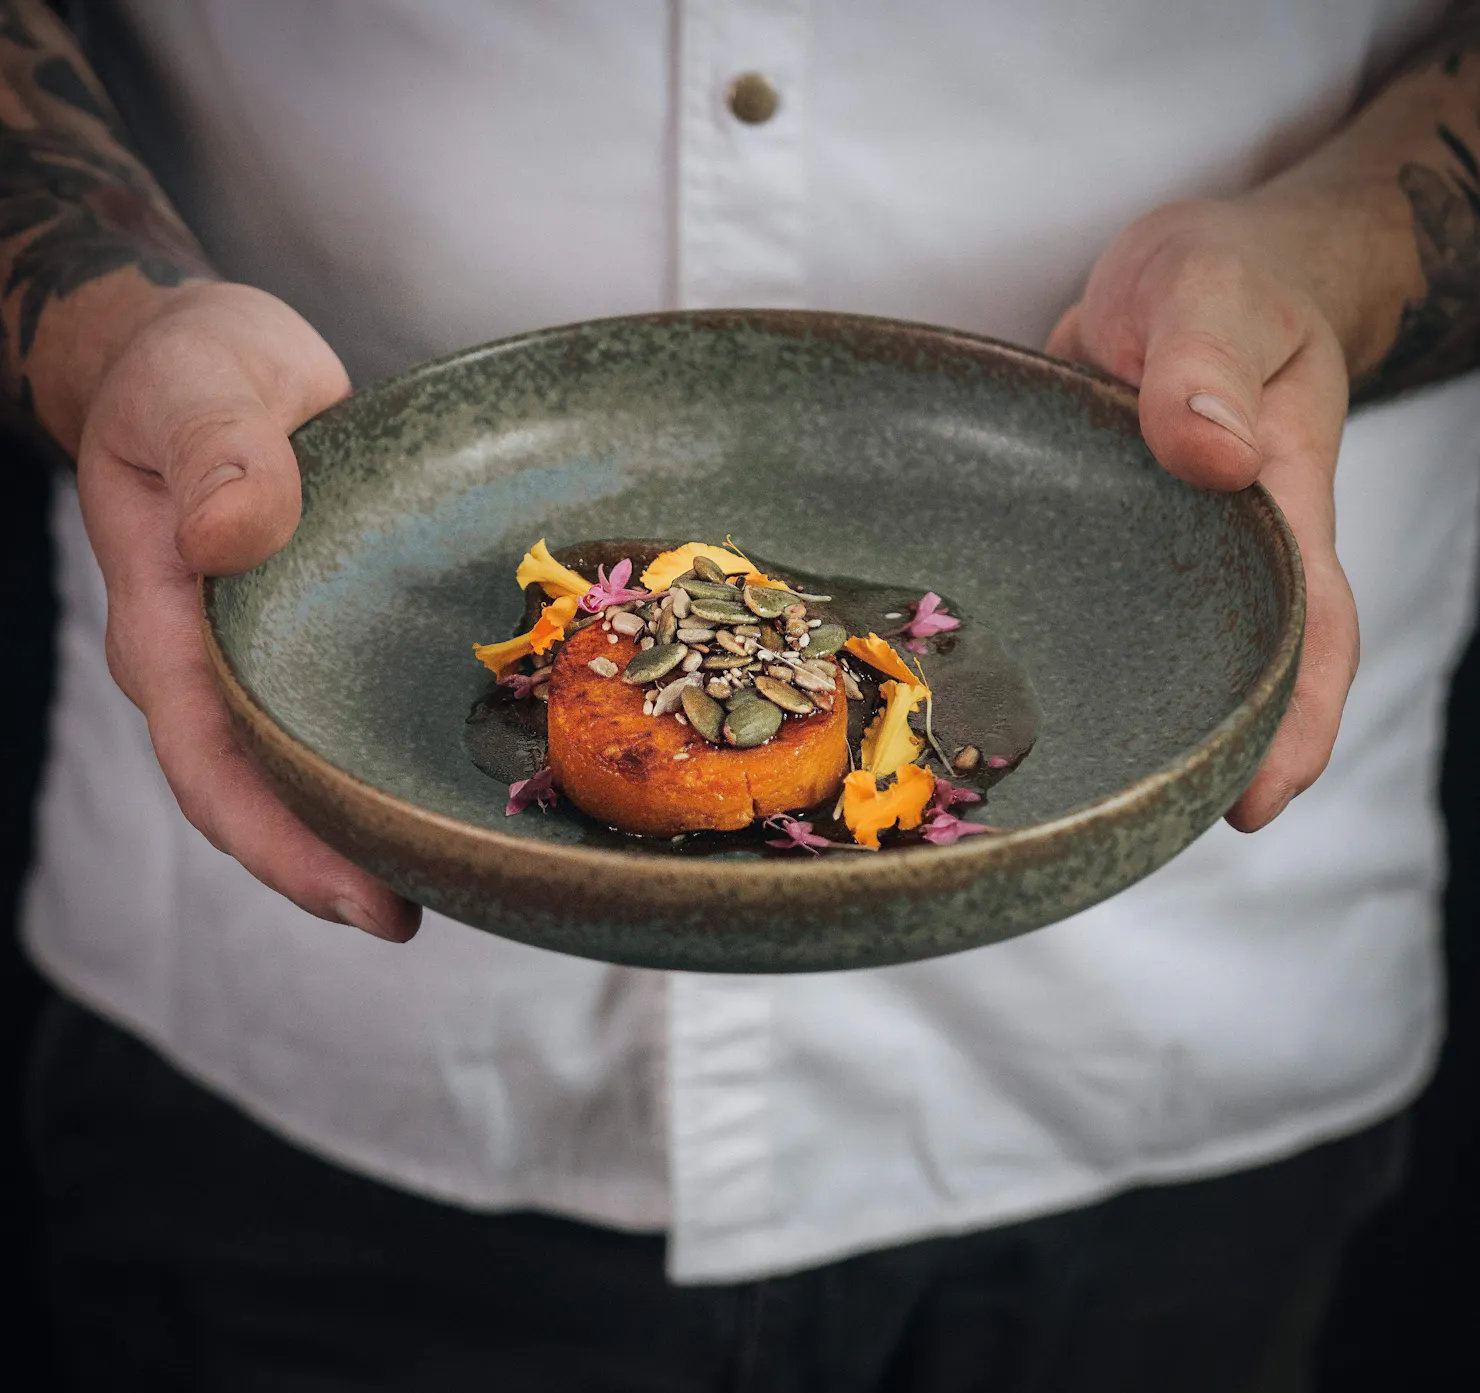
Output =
[{"x1": 208, "y1": 314, "x2": 1286, "y2": 859}]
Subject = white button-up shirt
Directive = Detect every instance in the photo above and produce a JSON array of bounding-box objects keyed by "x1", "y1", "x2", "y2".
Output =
[{"x1": 29, "y1": 0, "x2": 1480, "y2": 1281}]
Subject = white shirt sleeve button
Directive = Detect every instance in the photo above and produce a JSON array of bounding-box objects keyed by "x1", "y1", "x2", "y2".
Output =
[{"x1": 727, "y1": 71, "x2": 780, "y2": 124}]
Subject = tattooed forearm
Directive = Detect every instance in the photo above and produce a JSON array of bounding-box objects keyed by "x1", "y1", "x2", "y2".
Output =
[
  {"x1": 1354, "y1": 3, "x2": 1480, "y2": 400},
  {"x1": 0, "y1": 0, "x2": 209, "y2": 411}
]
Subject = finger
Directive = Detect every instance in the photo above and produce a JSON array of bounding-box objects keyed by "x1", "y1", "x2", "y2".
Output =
[
  {"x1": 1134, "y1": 267, "x2": 1306, "y2": 493},
  {"x1": 1045, "y1": 302, "x2": 1086, "y2": 362},
  {"x1": 1223, "y1": 332, "x2": 1355, "y2": 830},
  {"x1": 80, "y1": 428, "x2": 417, "y2": 944}
]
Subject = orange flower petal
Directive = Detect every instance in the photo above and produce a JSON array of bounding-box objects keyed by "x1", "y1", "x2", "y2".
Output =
[
  {"x1": 859, "y1": 679, "x2": 928, "y2": 778},
  {"x1": 842, "y1": 764, "x2": 935, "y2": 848},
  {"x1": 515, "y1": 538, "x2": 592, "y2": 599},
  {"x1": 640, "y1": 543, "x2": 751, "y2": 593},
  {"x1": 473, "y1": 595, "x2": 579, "y2": 673},
  {"x1": 844, "y1": 634, "x2": 925, "y2": 689}
]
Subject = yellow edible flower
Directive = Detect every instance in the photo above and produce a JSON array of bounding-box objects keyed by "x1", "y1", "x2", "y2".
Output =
[
  {"x1": 842, "y1": 764, "x2": 935, "y2": 849},
  {"x1": 859, "y1": 679, "x2": 928, "y2": 777},
  {"x1": 515, "y1": 539, "x2": 591, "y2": 600},
  {"x1": 640, "y1": 541, "x2": 785, "y2": 592},
  {"x1": 473, "y1": 595, "x2": 579, "y2": 674},
  {"x1": 844, "y1": 633, "x2": 927, "y2": 690}
]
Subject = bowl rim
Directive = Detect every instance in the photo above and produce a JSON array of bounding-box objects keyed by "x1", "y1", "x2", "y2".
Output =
[{"x1": 201, "y1": 307, "x2": 1305, "y2": 897}]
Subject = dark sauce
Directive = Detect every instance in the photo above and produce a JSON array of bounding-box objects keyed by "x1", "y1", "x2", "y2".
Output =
[{"x1": 465, "y1": 540, "x2": 1038, "y2": 855}]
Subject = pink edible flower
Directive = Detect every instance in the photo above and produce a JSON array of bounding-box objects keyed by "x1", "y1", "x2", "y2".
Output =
[
  {"x1": 930, "y1": 776, "x2": 982, "y2": 815},
  {"x1": 497, "y1": 668, "x2": 548, "y2": 700},
  {"x1": 506, "y1": 766, "x2": 558, "y2": 816},
  {"x1": 764, "y1": 815, "x2": 832, "y2": 854},
  {"x1": 579, "y1": 558, "x2": 649, "y2": 613},
  {"x1": 883, "y1": 592, "x2": 962, "y2": 653},
  {"x1": 920, "y1": 811, "x2": 996, "y2": 845},
  {"x1": 987, "y1": 755, "x2": 1010, "y2": 770}
]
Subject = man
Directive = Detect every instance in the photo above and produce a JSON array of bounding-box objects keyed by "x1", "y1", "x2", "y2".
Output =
[{"x1": 6, "y1": 1, "x2": 1479, "y2": 1388}]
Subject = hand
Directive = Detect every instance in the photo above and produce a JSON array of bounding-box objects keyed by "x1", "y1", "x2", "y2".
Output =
[
  {"x1": 74, "y1": 282, "x2": 421, "y2": 940},
  {"x1": 1047, "y1": 198, "x2": 1358, "y2": 831}
]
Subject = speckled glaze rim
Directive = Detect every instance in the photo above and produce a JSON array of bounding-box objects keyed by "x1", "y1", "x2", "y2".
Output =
[{"x1": 201, "y1": 310, "x2": 1305, "y2": 965}]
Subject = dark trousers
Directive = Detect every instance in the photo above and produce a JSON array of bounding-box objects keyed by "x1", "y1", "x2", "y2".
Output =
[{"x1": 27, "y1": 993, "x2": 1404, "y2": 1393}]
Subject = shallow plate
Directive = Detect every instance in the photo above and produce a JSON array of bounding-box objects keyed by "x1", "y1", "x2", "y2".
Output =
[{"x1": 203, "y1": 310, "x2": 1302, "y2": 972}]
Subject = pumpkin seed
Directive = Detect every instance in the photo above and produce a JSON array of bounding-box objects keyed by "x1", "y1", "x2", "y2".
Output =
[
  {"x1": 757, "y1": 626, "x2": 784, "y2": 653},
  {"x1": 744, "y1": 585, "x2": 801, "y2": 619},
  {"x1": 692, "y1": 554, "x2": 731, "y2": 584},
  {"x1": 723, "y1": 697, "x2": 783, "y2": 748},
  {"x1": 690, "y1": 598, "x2": 753, "y2": 625},
  {"x1": 622, "y1": 643, "x2": 685, "y2": 684},
  {"x1": 726, "y1": 685, "x2": 764, "y2": 710},
  {"x1": 680, "y1": 685, "x2": 725, "y2": 742},
  {"x1": 675, "y1": 579, "x2": 741, "y2": 601},
  {"x1": 805, "y1": 622, "x2": 847, "y2": 657},
  {"x1": 702, "y1": 653, "x2": 751, "y2": 670},
  {"x1": 755, "y1": 676, "x2": 814, "y2": 714},
  {"x1": 656, "y1": 609, "x2": 678, "y2": 645}
]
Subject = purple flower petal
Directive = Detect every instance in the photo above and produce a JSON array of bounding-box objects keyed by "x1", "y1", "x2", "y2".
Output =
[
  {"x1": 578, "y1": 557, "x2": 650, "y2": 612},
  {"x1": 882, "y1": 592, "x2": 962, "y2": 649},
  {"x1": 763, "y1": 814, "x2": 830, "y2": 853},
  {"x1": 920, "y1": 811, "x2": 994, "y2": 845},
  {"x1": 987, "y1": 755, "x2": 1010, "y2": 770},
  {"x1": 930, "y1": 776, "x2": 982, "y2": 814},
  {"x1": 506, "y1": 766, "x2": 558, "y2": 816},
  {"x1": 497, "y1": 668, "x2": 549, "y2": 700}
]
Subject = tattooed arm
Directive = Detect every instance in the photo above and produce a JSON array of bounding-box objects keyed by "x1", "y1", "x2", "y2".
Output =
[
  {"x1": 0, "y1": 0, "x2": 210, "y2": 445},
  {"x1": 1047, "y1": 2, "x2": 1480, "y2": 833},
  {"x1": 0, "y1": 1, "x2": 416, "y2": 940}
]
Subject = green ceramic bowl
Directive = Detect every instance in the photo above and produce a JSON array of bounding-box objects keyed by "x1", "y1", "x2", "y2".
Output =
[{"x1": 203, "y1": 310, "x2": 1302, "y2": 972}]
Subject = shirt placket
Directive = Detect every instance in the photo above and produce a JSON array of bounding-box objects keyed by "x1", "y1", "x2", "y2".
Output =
[
  {"x1": 676, "y1": 0, "x2": 810, "y2": 308},
  {"x1": 668, "y1": 0, "x2": 808, "y2": 1276}
]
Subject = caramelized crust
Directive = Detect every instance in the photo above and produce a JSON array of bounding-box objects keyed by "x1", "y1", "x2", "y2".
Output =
[{"x1": 547, "y1": 622, "x2": 849, "y2": 835}]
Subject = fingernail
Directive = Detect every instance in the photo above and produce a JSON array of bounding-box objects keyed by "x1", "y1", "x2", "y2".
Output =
[
  {"x1": 1187, "y1": 393, "x2": 1257, "y2": 449},
  {"x1": 331, "y1": 897, "x2": 399, "y2": 942},
  {"x1": 184, "y1": 461, "x2": 245, "y2": 514}
]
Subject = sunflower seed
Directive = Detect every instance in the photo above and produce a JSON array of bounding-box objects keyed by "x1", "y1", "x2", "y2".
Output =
[
  {"x1": 841, "y1": 669, "x2": 864, "y2": 701},
  {"x1": 716, "y1": 629, "x2": 753, "y2": 657},
  {"x1": 692, "y1": 554, "x2": 731, "y2": 584},
  {"x1": 622, "y1": 643, "x2": 685, "y2": 684},
  {"x1": 723, "y1": 697, "x2": 783, "y2": 748},
  {"x1": 733, "y1": 624, "x2": 762, "y2": 638},
  {"x1": 792, "y1": 664, "x2": 836, "y2": 693},
  {"x1": 814, "y1": 691, "x2": 835, "y2": 710},
  {"x1": 755, "y1": 676, "x2": 814, "y2": 714},
  {"x1": 706, "y1": 678, "x2": 732, "y2": 700},
  {"x1": 681, "y1": 650, "x2": 704, "y2": 673},
  {"x1": 883, "y1": 611, "x2": 903, "y2": 620},
  {"x1": 702, "y1": 653, "x2": 751, "y2": 670},
  {"x1": 743, "y1": 585, "x2": 798, "y2": 619},
  {"x1": 676, "y1": 628, "x2": 714, "y2": 645},
  {"x1": 804, "y1": 622, "x2": 847, "y2": 658},
  {"x1": 639, "y1": 635, "x2": 654, "y2": 649},
  {"x1": 765, "y1": 665, "x2": 795, "y2": 682},
  {"x1": 681, "y1": 685, "x2": 726, "y2": 742},
  {"x1": 953, "y1": 745, "x2": 982, "y2": 772},
  {"x1": 607, "y1": 633, "x2": 620, "y2": 645},
  {"x1": 671, "y1": 588, "x2": 691, "y2": 620},
  {"x1": 609, "y1": 611, "x2": 646, "y2": 636},
  {"x1": 587, "y1": 657, "x2": 619, "y2": 678},
  {"x1": 672, "y1": 749, "x2": 690, "y2": 761},
  {"x1": 690, "y1": 598, "x2": 753, "y2": 625},
  {"x1": 652, "y1": 678, "x2": 693, "y2": 715}
]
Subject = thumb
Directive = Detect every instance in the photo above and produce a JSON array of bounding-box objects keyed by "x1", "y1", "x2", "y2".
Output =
[{"x1": 165, "y1": 396, "x2": 304, "y2": 575}]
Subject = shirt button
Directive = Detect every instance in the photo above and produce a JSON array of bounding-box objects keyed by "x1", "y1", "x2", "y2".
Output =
[{"x1": 727, "y1": 72, "x2": 780, "y2": 125}]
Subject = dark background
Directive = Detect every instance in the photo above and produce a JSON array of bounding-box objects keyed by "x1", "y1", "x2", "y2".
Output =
[{"x1": 2, "y1": 433, "x2": 1476, "y2": 1387}]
